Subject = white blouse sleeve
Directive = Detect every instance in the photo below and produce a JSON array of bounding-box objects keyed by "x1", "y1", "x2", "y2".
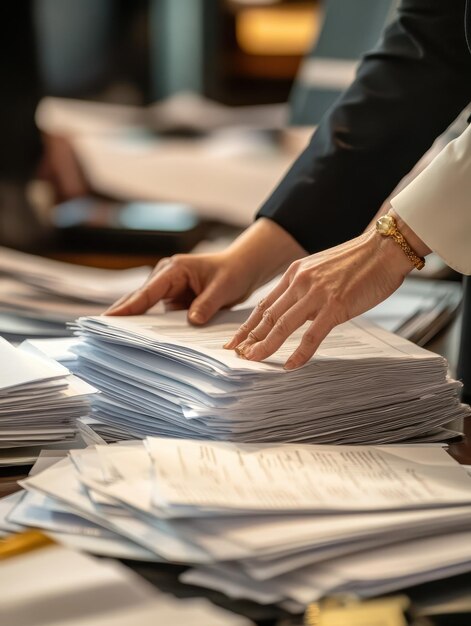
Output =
[{"x1": 391, "y1": 122, "x2": 471, "y2": 275}]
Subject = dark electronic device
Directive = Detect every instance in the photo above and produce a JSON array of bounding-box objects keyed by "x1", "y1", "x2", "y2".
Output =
[{"x1": 50, "y1": 197, "x2": 207, "y2": 254}]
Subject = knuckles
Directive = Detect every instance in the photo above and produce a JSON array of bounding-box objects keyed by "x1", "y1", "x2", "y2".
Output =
[
  {"x1": 256, "y1": 298, "x2": 267, "y2": 312},
  {"x1": 237, "y1": 321, "x2": 250, "y2": 336},
  {"x1": 288, "y1": 259, "x2": 302, "y2": 273},
  {"x1": 273, "y1": 315, "x2": 289, "y2": 336},
  {"x1": 300, "y1": 331, "x2": 319, "y2": 348},
  {"x1": 248, "y1": 330, "x2": 261, "y2": 342},
  {"x1": 154, "y1": 256, "x2": 174, "y2": 272},
  {"x1": 261, "y1": 308, "x2": 276, "y2": 327},
  {"x1": 169, "y1": 254, "x2": 185, "y2": 268}
]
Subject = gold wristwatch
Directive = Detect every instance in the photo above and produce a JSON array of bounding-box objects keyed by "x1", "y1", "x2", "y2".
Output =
[{"x1": 375, "y1": 214, "x2": 425, "y2": 271}]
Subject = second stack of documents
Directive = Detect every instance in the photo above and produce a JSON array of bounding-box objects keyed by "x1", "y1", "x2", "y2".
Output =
[{"x1": 9, "y1": 438, "x2": 471, "y2": 610}]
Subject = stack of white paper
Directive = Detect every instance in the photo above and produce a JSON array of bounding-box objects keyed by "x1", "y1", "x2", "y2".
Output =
[
  {"x1": 8, "y1": 438, "x2": 471, "y2": 609},
  {"x1": 0, "y1": 337, "x2": 96, "y2": 450},
  {"x1": 361, "y1": 278, "x2": 462, "y2": 346},
  {"x1": 0, "y1": 246, "x2": 150, "y2": 339},
  {"x1": 73, "y1": 309, "x2": 470, "y2": 445}
]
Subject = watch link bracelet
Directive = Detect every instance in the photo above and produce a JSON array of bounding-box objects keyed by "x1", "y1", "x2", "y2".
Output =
[{"x1": 375, "y1": 214, "x2": 425, "y2": 271}]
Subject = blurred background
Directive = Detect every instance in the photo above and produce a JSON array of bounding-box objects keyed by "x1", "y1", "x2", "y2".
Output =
[
  {"x1": 35, "y1": 0, "x2": 322, "y2": 107},
  {"x1": 0, "y1": 0, "x2": 401, "y2": 263}
]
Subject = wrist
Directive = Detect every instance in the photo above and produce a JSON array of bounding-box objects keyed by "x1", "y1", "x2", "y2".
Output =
[
  {"x1": 224, "y1": 218, "x2": 306, "y2": 287},
  {"x1": 389, "y1": 209, "x2": 431, "y2": 258},
  {"x1": 374, "y1": 209, "x2": 429, "y2": 273},
  {"x1": 373, "y1": 229, "x2": 417, "y2": 278}
]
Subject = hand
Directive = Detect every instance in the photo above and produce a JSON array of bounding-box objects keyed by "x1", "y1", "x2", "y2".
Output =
[
  {"x1": 225, "y1": 226, "x2": 423, "y2": 369},
  {"x1": 105, "y1": 251, "x2": 257, "y2": 323},
  {"x1": 105, "y1": 218, "x2": 306, "y2": 323}
]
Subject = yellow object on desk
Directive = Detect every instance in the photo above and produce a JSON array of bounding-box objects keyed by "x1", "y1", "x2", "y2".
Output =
[{"x1": 0, "y1": 529, "x2": 55, "y2": 561}]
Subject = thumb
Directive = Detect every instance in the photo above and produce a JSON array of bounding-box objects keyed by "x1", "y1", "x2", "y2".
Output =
[{"x1": 188, "y1": 279, "x2": 228, "y2": 325}]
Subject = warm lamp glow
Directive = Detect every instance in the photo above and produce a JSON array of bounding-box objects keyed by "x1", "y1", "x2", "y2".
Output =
[{"x1": 236, "y1": 4, "x2": 320, "y2": 56}]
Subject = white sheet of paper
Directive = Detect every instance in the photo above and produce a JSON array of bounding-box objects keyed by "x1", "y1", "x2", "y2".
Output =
[
  {"x1": 21, "y1": 458, "x2": 213, "y2": 563},
  {"x1": 146, "y1": 438, "x2": 471, "y2": 512},
  {"x1": 0, "y1": 338, "x2": 68, "y2": 391}
]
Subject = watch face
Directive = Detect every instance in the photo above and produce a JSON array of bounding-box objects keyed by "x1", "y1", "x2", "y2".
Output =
[{"x1": 376, "y1": 215, "x2": 395, "y2": 235}]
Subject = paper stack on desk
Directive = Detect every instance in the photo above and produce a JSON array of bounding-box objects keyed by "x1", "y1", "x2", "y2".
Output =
[
  {"x1": 0, "y1": 337, "x2": 96, "y2": 453},
  {"x1": 6, "y1": 438, "x2": 471, "y2": 610},
  {"x1": 73, "y1": 309, "x2": 470, "y2": 445},
  {"x1": 0, "y1": 246, "x2": 150, "y2": 339},
  {"x1": 361, "y1": 277, "x2": 462, "y2": 346}
]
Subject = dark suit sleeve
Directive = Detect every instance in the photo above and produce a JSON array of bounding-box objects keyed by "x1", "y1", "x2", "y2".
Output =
[{"x1": 257, "y1": 0, "x2": 471, "y2": 253}]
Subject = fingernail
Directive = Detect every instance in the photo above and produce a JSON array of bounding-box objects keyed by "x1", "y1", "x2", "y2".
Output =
[
  {"x1": 244, "y1": 347, "x2": 255, "y2": 359},
  {"x1": 223, "y1": 338, "x2": 235, "y2": 349},
  {"x1": 284, "y1": 359, "x2": 298, "y2": 370},
  {"x1": 235, "y1": 344, "x2": 247, "y2": 356},
  {"x1": 189, "y1": 311, "x2": 204, "y2": 324}
]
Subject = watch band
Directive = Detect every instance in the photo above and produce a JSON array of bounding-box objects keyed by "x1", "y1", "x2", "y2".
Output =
[{"x1": 375, "y1": 214, "x2": 425, "y2": 271}]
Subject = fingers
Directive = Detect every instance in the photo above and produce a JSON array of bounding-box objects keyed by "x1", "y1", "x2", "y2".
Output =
[
  {"x1": 283, "y1": 316, "x2": 333, "y2": 370},
  {"x1": 104, "y1": 292, "x2": 129, "y2": 314},
  {"x1": 224, "y1": 275, "x2": 290, "y2": 349},
  {"x1": 243, "y1": 311, "x2": 332, "y2": 369},
  {"x1": 242, "y1": 296, "x2": 314, "y2": 362},
  {"x1": 105, "y1": 277, "x2": 170, "y2": 315},
  {"x1": 235, "y1": 289, "x2": 304, "y2": 354},
  {"x1": 105, "y1": 255, "x2": 231, "y2": 321},
  {"x1": 105, "y1": 262, "x2": 177, "y2": 315},
  {"x1": 188, "y1": 278, "x2": 231, "y2": 325}
]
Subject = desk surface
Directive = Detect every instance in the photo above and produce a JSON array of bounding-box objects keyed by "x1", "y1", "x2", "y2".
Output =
[{"x1": 0, "y1": 280, "x2": 469, "y2": 625}]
